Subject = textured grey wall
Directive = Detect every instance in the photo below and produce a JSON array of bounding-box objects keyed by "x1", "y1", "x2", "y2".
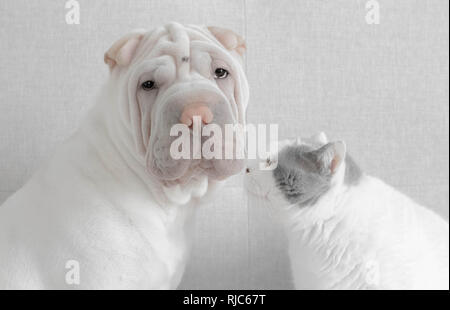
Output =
[{"x1": 0, "y1": 0, "x2": 448, "y2": 289}]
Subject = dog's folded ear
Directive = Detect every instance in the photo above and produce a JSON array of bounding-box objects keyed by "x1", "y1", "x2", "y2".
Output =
[
  {"x1": 104, "y1": 29, "x2": 146, "y2": 70},
  {"x1": 207, "y1": 26, "x2": 246, "y2": 56}
]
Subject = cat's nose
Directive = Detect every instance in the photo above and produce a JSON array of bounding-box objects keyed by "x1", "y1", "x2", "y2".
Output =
[{"x1": 179, "y1": 103, "x2": 213, "y2": 127}]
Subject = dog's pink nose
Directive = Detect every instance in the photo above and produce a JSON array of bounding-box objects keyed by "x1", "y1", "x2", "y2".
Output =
[{"x1": 179, "y1": 104, "x2": 214, "y2": 127}]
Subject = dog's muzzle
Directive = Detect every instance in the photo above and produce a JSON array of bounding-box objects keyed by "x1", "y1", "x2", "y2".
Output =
[{"x1": 146, "y1": 83, "x2": 245, "y2": 183}]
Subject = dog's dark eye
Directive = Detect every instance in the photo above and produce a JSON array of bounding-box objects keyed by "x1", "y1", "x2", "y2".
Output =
[
  {"x1": 214, "y1": 68, "x2": 229, "y2": 79},
  {"x1": 141, "y1": 80, "x2": 156, "y2": 90}
]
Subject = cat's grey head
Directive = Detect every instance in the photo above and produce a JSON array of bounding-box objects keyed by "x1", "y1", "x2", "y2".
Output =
[
  {"x1": 273, "y1": 141, "x2": 346, "y2": 206},
  {"x1": 245, "y1": 134, "x2": 361, "y2": 208}
]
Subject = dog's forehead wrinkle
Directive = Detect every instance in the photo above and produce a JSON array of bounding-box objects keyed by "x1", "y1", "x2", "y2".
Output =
[
  {"x1": 167, "y1": 22, "x2": 191, "y2": 46},
  {"x1": 137, "y1": 27, "x2": 231, "y2": 82},
  {"x1": 190, "y1": 50, "x2": 213, "y2": 77},
  {"x1": 136, "y1": 23, "x2": 222, "y2": 69}
]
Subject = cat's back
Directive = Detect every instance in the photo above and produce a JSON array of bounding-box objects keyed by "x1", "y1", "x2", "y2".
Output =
[
  {"x1": 360, "y1": 176, "x2": 449, "y2": 289},
  {"x1": 364, "y1": 175, "x2": 448, "y2": 236}
]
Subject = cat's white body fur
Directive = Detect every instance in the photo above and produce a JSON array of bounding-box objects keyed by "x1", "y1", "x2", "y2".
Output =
[
  {"x1": 246, "y1": 136, "x2": 449, "y2": 290},
  {"x1": 285, "y1": 175, "x2": 449, "y2": 290}
]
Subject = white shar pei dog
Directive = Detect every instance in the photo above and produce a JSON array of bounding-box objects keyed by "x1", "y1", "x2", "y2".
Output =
[{"x1": 0, "y1": 22, "x2": 249, "y2": 289}]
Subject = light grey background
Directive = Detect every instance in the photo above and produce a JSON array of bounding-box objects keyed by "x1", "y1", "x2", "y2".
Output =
[{"x1": 0, "y1": 0, "x2": 448, "y2": 289}]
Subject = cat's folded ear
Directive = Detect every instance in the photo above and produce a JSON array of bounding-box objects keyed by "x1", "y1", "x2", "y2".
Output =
[{"x1": 312, "y1": 141, "x2": 346, "y2": 175}]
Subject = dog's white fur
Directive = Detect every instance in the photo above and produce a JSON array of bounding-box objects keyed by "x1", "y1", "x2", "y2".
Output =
[{"x1": 0, "y1": 23, "x2": 248, "y2": 289}]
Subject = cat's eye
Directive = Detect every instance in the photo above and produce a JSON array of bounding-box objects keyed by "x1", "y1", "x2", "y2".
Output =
[
  {"x1": 141, "y1": 80, "x2": 156, "y2": 90},
  {"x1": 214, "y1": 68, "x2": 229, "y2": 79}
]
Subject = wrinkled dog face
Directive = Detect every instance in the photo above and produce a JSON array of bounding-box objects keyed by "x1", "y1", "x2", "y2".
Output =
[{"x1": 105, "y1": 23, "x2": 249, "y2": 184}]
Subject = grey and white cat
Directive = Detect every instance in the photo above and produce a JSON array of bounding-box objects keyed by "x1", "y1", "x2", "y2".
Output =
[{"x1": 245, "y1": 133, "x2": 449, "y2": 290}]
